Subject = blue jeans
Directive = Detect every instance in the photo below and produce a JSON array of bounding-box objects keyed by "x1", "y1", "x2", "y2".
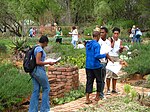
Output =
[
  {"x1": 29, "y1": 66, "x2": 50, "y2": 112},
  {"x1": 71, "y1": 40, "x2": 77, "y2": 48},
  {"x1": 100, "y1": 63, "x2": 106, "y2": 98},
  {"x1": 135, "y1": 35, "x2": 141, "y2": 43}
]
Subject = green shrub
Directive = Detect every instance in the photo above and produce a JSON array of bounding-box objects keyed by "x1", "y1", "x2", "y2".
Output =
[
  {"x1": 130, "y1": 89, "x2": 137, "y2": 101},
  {"x1": 61, "y1": 26, "x2": 71, "y2": 37},
  {"x1": 124, "y1": 84, "x2": 131, "y2": 95},
  {"x1": 145, "y1": 32, "x2": 150, "y2": 38},
  {"x1": 113, "y1": 19, "x2": 135, "y2": 29},
  {"x1": 0, "y1": 63, "x2": 32, "y2": 111},
  {"x1": 124, "y1": 42, "x2": 150, "y2": 76},
  {"x1": 83, "y1": 26, "x2": 94, "y2": 36},
  {"x1": 146, "y1": 75, "x2": 150, "y2": 85},
  {"x1": 0, "y1": 43, "x2": 7, "y2": 53},
  {"x1": 52, "y1": 85, "x2": 85, "y2": 105},
  {"x1": 78, "y1": 96, "x2": 150, "y2": 112},
  {"x1": 48, "y1": 43, "x2": 86, "y2": 68},
  {"x1": 60, "y1": 53, "x2": 86, "y2": 68}
]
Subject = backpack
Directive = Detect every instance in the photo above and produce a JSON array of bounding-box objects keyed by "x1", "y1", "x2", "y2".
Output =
[{"x1": 23, "y1": 45, "x2": 38, "y2": 73}]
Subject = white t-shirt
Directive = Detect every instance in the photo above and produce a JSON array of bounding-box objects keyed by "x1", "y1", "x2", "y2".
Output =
[
  {"x1": 109, "y1": 37, "x2": 121, "y2": 57},
  {"x1": 98, "y1": 38, "x2": 111, "y2": 63},
  {"x1": 72, "y1": 29, "x2": 78, "y2": 41}
]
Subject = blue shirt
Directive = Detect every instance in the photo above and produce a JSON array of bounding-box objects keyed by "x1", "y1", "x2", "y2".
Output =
[
  {"x1": 34, "y1": 45, "x2": 46, "y2": 69},
  {"x1": 86, "y1": 40, "x2": 106, "y2": 69}
]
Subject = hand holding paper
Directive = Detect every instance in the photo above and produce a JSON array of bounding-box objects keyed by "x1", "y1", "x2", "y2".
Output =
[
  {"x1": 44, "y1": 57, "x2": 61, "y2": 66},
  {"x1": 106, "y1": 61, "x2": 122, "y2": 74}
]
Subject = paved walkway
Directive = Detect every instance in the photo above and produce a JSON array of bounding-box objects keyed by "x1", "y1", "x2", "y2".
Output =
[{"x1": 51, "y1": 69, "x2": 150, "y2": 112}]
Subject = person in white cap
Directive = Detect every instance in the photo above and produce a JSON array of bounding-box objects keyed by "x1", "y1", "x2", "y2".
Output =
[{"x1": 130, "y1": 25, "x2": 136, "y2": 44}]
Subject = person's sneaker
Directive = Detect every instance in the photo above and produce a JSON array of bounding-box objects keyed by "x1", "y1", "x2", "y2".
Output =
[
  {"x1": 112, "y1": 90, "x2": 118, "y2": 94},
  {"x1": 100, "y1": 96, "x2": 107, "y2": 100},
  {"x1": 106, "y1": 90, "x2": 111, "y2": 95}
]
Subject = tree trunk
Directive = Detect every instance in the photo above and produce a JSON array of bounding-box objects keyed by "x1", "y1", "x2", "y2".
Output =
[{"x1": 66, "y1": 0, "x2": 71, "y2": 25}]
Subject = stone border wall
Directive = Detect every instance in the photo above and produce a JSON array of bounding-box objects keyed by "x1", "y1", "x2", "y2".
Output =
[{"x1": 47, "y1": 66, "x2": 79, "y2": 99}]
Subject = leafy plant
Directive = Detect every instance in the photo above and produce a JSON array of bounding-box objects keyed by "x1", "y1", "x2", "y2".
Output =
[
  {"x1": 124, "y1": 42, "x2": 150, "y2": 76},
  {"x1": 60, "y1": 54, "x2": 86, "y2": 68},
  {"x1": 123, "y1": 84, "x2": 137, "y2": 103},
  {"x1": 0, "y1": 43, "x2": 7, "y2": 53},
  {"x1": 0, "y1": 62, "x2": 32, "y2": 111},
  {"x1": 78, "y1": 96, "x2": 150, "y2": 112},
  {"x1": 124, "y1": 84, "x2": 131, "y2": 95},
  {"x1": 11, "y1": 37, "x2": 28, "y2": 52},
  {"x1": 52, "y1": 85, "x2": 85, "y2": 105},
  {"x1": 130, "y1": 89, "x2": 137, "y2": 101},
  {"x1": 146, "y1": 75, "x2": 150, "y2": 85}
]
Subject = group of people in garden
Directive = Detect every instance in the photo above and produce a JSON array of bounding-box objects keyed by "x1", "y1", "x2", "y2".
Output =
[
  {"x1": 129, "y1": 25, "x2": 142, "y2": 44},
  {"x1": 28, "y1": 23, "x2": 136, "y2": 111},
  {"x1": 85, "y1": 26, "x2": 125, "y2": 104},
  {"x1": 54, "y1": 23, "x2": 85, "y2": 49}
]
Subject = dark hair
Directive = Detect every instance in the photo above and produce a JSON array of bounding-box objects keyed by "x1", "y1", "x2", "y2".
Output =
[
  {"x1": 39, "y1": 35, "x2": 49, "y2": 43},
  {"x1": 58, "y1": 27, "x2": 62, "y2": 32},
  {"x1": 93, "y1": 31, "x2": 100, "y2": 37},
  {"x1": 100, "y1": 26, "x2": 108, "y2": 33},
  {"x1": 112, "y1": 27, "x2": 120, "y2": 33},
  {"x1": 72, "y1": 26, "x2": 76, "y2": 30}
]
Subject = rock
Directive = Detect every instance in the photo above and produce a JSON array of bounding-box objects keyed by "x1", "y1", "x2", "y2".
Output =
[
  {"x1": 143, "y1": 75, "x2": 149, "y2": 80},
  {"x1": 132, "y1": 74, "x2": 143, "y2": 80}
]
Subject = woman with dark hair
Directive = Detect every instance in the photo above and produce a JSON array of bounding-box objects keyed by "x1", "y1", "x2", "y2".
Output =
[
  {"x1": 29, "y1": 35, "x2": 56, "y2": 112},
  {"x1": 55, "y1": 27, "x2": 63, "y2": 43}
]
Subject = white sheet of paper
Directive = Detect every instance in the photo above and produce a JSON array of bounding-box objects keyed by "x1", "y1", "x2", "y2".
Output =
[
  {"x1": 45, "y1": 57, "x2": 61, "y2": 62},
  {"x1": 106, "y1": 61, "x2": 122, "y2": 74},
  {"x1": 44, "y1": 57, "x2": 61, "y2": 66}
]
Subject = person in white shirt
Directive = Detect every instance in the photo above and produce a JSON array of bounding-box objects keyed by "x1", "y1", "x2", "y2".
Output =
[
  {"x1": 71, "y1": 26, "x2": 78, "y2": 48},
  {"x1": 106, "y1": 27, "x2": 124, "y2": 95},
  {"x1": 130, "y1": 25, "x2": 136, "y2": 43},
  {"x1": 96, "y1": 27, "x2": 112, "y2": 100}
]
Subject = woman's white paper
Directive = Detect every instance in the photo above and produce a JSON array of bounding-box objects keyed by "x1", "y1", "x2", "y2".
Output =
[{"x1": 44, "y1": 57, "x2": 61, "y2": 66}]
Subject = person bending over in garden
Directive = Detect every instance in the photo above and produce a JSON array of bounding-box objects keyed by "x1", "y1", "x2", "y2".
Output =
[
  {"x1": 85, "y1": 31, "x2": 112, "y2": 104},
  {"x1": 106, "y1": 27, "x2": 124, "y2": 95},
  {"x1": 29, "y1": 35, "x2": 56, "y2": 112},
  {"x1": 98, "y1": 26, "x2": 112, "y2": 100}
]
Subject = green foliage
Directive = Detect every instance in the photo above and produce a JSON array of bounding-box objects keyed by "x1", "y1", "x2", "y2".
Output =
[
  {"x1": 145, "y1": 32, "x2": 150, "y2": 38},
  {"x1": 60, "y1": 54, "x2": 86, "y2": 69},
  {"x1": 124, "y1": 84, "x2": 131, "y2": 95},
  {"x1": 0, "y1": 63, "x2": 32, "y2": 111},
  {"x1": 0, "y1": 43, "x2": 7, "y2": 53},
  {"x1": 94, "y1": 0, "x2": 112, "y2": 21},
  {"x1": 83, "y1": 26, "x2": 94, "y2": 36},
  {"x1": 61, "y1": 26, "x2": 71, "y2": 37},
  {"x1": 113, "y1": 19, "x2": 135, "y2": 29},
  {"x1": 146, "y1": 75, "x2": 150, "y2": 85},
  {"x1": 124, "y1": 42, "x2": 150, "y2": 76},
  {"x1": 78, "y1": 96, "x2": 150, "y2": 112},
  {"x1": 49, "y1": 43, "x2": 86, "y2": 68},
  {"x1": 130, "y1": 89, "x2": 137, "y2": 101},
  {"x1": 123, "y1": 84, "x2": 137, "y2": 103},
  {"x1": 11, "y1": 37, "x2": 28, "y2": 52},
  {"x1": 52, "y1": 85, "x2": 85, "y2": 105}
]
